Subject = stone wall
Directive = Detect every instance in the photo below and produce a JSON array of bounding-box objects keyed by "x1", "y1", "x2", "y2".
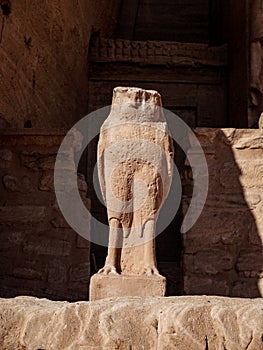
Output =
[
  {"x1": 0, "y1": 129, "x2": 262, "y2": 300},
  {"x1": 0, "y1": 0, "x2": 121, "y2": 129},
  {"x1": 0, "y1": 130, "x2": 90, "y2": 301},
  {"x1": 183, "y1": 128, "x2": 263, "y2": 297},
  {"x1": 0, "y1": 0, "x2": 122, "y2": 301}
]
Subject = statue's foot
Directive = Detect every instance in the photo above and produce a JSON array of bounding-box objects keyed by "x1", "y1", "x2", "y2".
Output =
[
  {"x1": 142, "y1": 265, "x2": 161, "y2": 276},
  {"x1": 98, "y1": 264, "x2": 119, "y2": 275}
]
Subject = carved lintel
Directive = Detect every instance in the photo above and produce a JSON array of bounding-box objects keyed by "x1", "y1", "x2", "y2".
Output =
[{"x1": 89, "y1": 37, "x2": 228, "y2": 67}]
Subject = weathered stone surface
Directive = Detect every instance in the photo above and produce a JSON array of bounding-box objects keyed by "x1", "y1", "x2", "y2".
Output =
[
  {"x1": 0, "y1": 133, "x2": 91, "y2": 301},
  {"x1": 184, "y1": 277, "x2": 230, "y2": 296},
  {"x1": 259, "y1": 113, "x2": 263, "y2": 129},
  {"x1": 0, "y1": 206, "x2": 45, "y2": 223},
  {"x1": 13, "y1": 268, "x2": 43, "y2": 281},
  {"x1": 0, "y1": 149, "x2": 12, "y2": 169},
  {"x1": 50, "y1": 216, "x2": 70, "y2": 229},
  {"x1": 77, "y1": 173, "x2": 88, "y2": 193},
  {"x1": 193, "y1": 249, "x2": 234, "y2": 275},
  {"x1": 21, "y1": 153, "x2": 57, "y2": 170},
  {"x1": 90, "y1": 37, "x2": 227, "y2": 66},
  {"x1": 183, "y1": 128, "x2": 263, "y2": 297},
  {"x1": 0, "y1": 296, "x2": 262, "y2": 350},
  {"x1": 94, "y1": 87, "x2": 173, "y2": 298},
  {"x1": 47, "y1": 260, "x2": 67, "y2": 284},
  {"x1": 2, "y1": 174, "x2": 32, "y2": 193},
  {"x1": 38, "y1": 173, "x2": 54, "y2": 191},
  {"x1": 236, "y1": 250, "x2": 263, "y2": 273},
  {"x1": 23, "y1": 236, "x2": 71, "y2": 257},
  {"x1": 69, "y1": 262, "x2": 90, "y2": 282},
  {"x1": 90, "y1": 274, "x2": 166, "y2": 300},
  {"x1": 76, "y1": 235, "x2": 90, "y2": 249},
  {"x1": 232, "y1": 280, "x2": 261, "y2": 298},
  {"x1": 0, "y1": 0, "x2": 121, "y2": 129}
]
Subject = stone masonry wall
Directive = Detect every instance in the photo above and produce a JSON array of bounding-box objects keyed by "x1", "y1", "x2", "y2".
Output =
[
  {"x1": 0, "y1": 0, "x2": 121, "y2": 129},
  {"x1": 1, "y1": 128, "x2": 262, "y2": 300},
  {"x1": 0, "y1": 0, "x2": 122, "y2": 301},
  {"x1": 0, "y1": 131, "x2": 90, "y2": 301},
  {"x1": 183, "y1": 128, "x2": 263, "y2": 297}
]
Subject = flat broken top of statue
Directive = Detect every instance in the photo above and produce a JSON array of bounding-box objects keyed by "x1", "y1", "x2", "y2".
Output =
[{"x1": 102, "y1": 86, "x2": 167, "y2": 126}]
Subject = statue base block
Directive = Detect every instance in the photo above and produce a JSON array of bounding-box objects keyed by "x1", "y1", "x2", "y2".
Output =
[{"x1": 89, "y1": 274, "x2": 166, "y2": 301}]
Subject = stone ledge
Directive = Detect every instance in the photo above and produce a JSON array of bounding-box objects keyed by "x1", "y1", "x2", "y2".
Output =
[{"x1": 0, "y1": 296, "x2": 262, "y2": 349}]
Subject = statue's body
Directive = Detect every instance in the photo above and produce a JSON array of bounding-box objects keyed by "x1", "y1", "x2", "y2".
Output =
[{"x1": 97, "y1": 87, "x2": 173, "y2": 276}]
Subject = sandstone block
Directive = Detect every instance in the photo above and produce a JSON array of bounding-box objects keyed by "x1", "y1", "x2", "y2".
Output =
[
  {"x1": 13, "y1": 268, "x2": 43, "y2": 281},
  {"x1": 0, "y1": 150, "x2": 13, "y2": 170},
  {"x1": 0, "y1": 206, "x2": 45, "y2": 224},
  {"x1": 76, "y1": 235, "x2": 90, "y2": 249},
  {"x1": 193, "y1": 249, "x2": 234, "y2": 275},
  {"x1": 259, "y1": 113, "x2": 263, "y2": 128},
  {"x1": 50, "y1": 216, "x2": 70, "y2": 228},
  {"x1": 0, "y1": 149, "x2": 12, "y2": 162},
  {"x1": 232, "y1": 279, "x2": 261, "y2": 298},
  {"x1": 232, "y1": 130, "x2": 263, "y2": 149},
  {"x1": 21, "y1": 153, "x2": 57, "y2": 170},
  {"x1": 69, "y1": 262, "x2": 90, "y2": 282},
  {"x1": 184, "y1": 276, "x2": 230, "y2": 295},
  {"x1": 39, "y1": 173, "x2": 54, "y2": 191},
  {"x1": 47, "y1": 260, "x2": 68, "y2": 284},
  {"x1": 2, "y1": 174, "x2": 33, "y2": 193},
  {"x1": 24, "y1": 236, "x2": 71, "y2": 257},
  {"x1": 236, "y1": 250, "x2": 263, "y2": 273},
  {"x1": 89, "y1": 274, "x2": 166, "y2": 300}
]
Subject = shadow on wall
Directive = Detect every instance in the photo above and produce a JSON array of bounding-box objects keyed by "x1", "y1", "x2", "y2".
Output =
[{"x1": 183, "y1": 128, "x2": 263, "y2": 298}]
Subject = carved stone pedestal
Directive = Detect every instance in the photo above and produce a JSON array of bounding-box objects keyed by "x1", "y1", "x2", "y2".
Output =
[{"x1": 89, "y1": 274, "x2": 166, "y2": 301}]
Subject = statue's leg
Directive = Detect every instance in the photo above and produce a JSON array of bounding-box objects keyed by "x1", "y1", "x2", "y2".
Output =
[
  {"x1": 142, "y1": 218, "x2": 161, "y2": 276},
  {"x1": 98, "y1": 218, "x2": 122, "y2": 275}
]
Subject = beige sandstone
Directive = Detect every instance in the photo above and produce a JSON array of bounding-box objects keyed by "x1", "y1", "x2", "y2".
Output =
[
  {"x1": 91, "y1": 87, "x2": 173, "y2": 299},
  {"x1": 90, "y1": 274, "x2": 166, "y2": 300},
  {"x1": 0, "y1": 0, "x2": 121, "y2": 129},
  {"x1": 259, "y1": 113, "x2": 263, "y2": 129},
  {"x1": 183, "y1": 128, "x2": 263, "y2": 297},
  {"x1": 0, "y1": 296, "x2": 262, "y2": 350}
]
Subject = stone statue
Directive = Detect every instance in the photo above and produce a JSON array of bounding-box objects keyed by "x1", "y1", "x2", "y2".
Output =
[
  {"x1": 98, "y1": 86, "x2": 173, "y2": 274},
  {"x1": 90, "y1": 87, "x2": 173, "y2": 299}
]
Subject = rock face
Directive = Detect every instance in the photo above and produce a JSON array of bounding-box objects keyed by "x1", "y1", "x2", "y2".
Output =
[{"x1": 0, "y1": 296, "x2": 262, "y2": 350}]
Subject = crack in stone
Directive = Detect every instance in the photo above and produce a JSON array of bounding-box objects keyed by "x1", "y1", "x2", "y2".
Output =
[{"x1": 205, "y1": 335, "x2": 209, "y2": 350}]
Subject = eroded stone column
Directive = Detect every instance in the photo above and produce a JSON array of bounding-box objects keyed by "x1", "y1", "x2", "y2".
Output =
[{"x1": 89, "y1": 87, "x2": 174, "y2": 300}]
